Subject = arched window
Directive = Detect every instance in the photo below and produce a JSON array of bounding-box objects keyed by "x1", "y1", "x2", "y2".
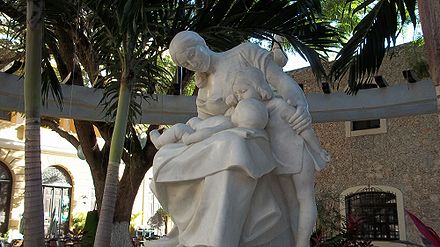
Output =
[
  {"x1": 341, "y1": 186, "x2": 406, "y2": 242},
  {"x1": 43, "y1": 166, "x2": 72, "y2": 237},
  {"x1": 0, "y1": 162, "x2": 12, "y2": 234}
]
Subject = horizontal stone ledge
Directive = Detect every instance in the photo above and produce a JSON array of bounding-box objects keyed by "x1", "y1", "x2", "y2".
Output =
[{"x1": 0, "y1": 72, "x2": 437, "y2": 124}]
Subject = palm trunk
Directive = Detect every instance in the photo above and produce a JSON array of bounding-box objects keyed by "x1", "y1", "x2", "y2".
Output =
[
  {"x1": 94, "y1": 78, "x2": 131, "y2": 247},
  {"x1": 111, "y1": 222, "x2": 133, "y2": 247},
  {"x1": 23, "y1": 0, "x2": 44, "y2": 246},
  {"x1": 418, "y1": 0, "x2": 440, "y2": 112}
]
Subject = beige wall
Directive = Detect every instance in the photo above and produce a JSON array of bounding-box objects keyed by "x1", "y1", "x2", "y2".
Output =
[
  {"x1": 288, "y1": 43, "x2": 440, "y2": 244},
  {"x1": 0, "y1": 120, "x2": 95, "y2": 232}
]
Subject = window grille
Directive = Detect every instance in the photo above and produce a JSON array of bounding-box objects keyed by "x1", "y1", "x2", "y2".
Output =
[
  {"x1": 352, "y1": 119, "x2": 381, "y2": 131},
  {"x1": 345, "y1": 188, "x2": 399, "y2": 240},
  {"x1": 42, "y1": 166, "x2": 72, "y2": 237}
]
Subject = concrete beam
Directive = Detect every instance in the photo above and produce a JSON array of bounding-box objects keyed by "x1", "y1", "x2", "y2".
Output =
[
  {"x1": 0, "y1": 72, "x2": 197, "y2": 124},
  {"x1": 0, "y1": 72, "x2": 437, "y2": 124},
  {"x1": 308, "y1": 81, "x2": 437, "y2": 122}
]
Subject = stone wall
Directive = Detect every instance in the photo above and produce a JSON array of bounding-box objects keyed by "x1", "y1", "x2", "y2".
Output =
[{"x1": 288, "y1": 43, "x2": 440, "y2": 244}]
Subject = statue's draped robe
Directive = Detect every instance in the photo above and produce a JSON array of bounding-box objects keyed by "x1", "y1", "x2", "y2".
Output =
[
  {"x1": 266, "y1": 97, "x2": 328, "y2": 173},
  {"x1": 151, "y1": 43, "x2": 300, "y2": 246}
]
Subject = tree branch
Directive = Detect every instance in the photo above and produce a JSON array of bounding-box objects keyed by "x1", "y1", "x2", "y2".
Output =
[
  {"x1": 143, "y1": 124, "x2": 159, "y2": 152},
  {"x1": 139, "y1": 124, "x2": 158, "y2": 172},
  {"x1": 41, "y1": 117, "x2": 80, "y2": 148}
]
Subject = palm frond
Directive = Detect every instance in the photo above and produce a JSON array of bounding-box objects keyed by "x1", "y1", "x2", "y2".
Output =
[
  {"x1": 186, "y1": 0, "x2": 338, "y2": 80},
  {"x1": 41, "y1": 57, "x2": 63, "y2": 108},
  {"x1": 330, "y1": 0, "x2": 417, "y2": 94},
  {"x1": 0, "y1": 0, "x2": 339, "y2": 121},
  {"x1": 0, "y1": 0, "x2": 83, "y2": 107}
]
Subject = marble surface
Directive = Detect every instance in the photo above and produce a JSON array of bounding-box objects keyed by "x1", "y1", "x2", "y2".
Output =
[{"x1": 147, "y1": 31, "x2": 329, "y2": 247}]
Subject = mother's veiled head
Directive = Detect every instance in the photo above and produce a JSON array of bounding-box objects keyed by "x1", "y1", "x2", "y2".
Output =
[{"x1": 169, "y1": 31, "x2": 207, "y2": 64}]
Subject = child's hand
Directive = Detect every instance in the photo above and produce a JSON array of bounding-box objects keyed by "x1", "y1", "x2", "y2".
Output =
[
  {"x1": 282, "y1": 105, "x2": 311, "y2": 134},
  {"x1": 225, "y1": 94, "x2": 238, "y2": 107},
  {"x1": 280, "y1": 107, "x2": 297, "y2": 123},
  {"x1": 280, "y1": 102, "x2": 311, "y2": 134},
  {"x1": 186, "y1": 117, "x2": 202, "y2": 129}
]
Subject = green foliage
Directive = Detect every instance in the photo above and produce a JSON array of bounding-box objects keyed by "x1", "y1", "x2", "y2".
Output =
[
  {"x1": 0, "y1": 230, "x2": 9, "y2": 241},
  {"x1": 330, "y1": 0, "x2": 418, "y2": 93},
  {"x1": 321, "y1": 0, "x2": 365, "y2": 40},
  {"x1": 80, "y1": 210, "x2": 99, "y2": 247},
  {"x1": 312, "y1": 214, "x2": 373, "y2": 247},
  {"x1": 67, "y1": 228, "x2": 87, "y2": 244},
  {"x1": 129, "y1": 212, "x2": 141, "y2": 236},
  {"x1": 316, "y1": 192, "x2": 343, "y2": 237},
  {"x1": 406, "y1": 38, "x2": 430, "y2": 79},
  {"x1": 71, "y1": 212, "x2": 87, "y2": 232},
  {"x1": 183, "y1": 77, "x2": 196, "y2": 96},
  {"x1": 155, "y1": 55, "x2": 177, "y2": 95},
  {"x1": 88, "y1": 0, "x2": 175, "y2": 122},
  {"x1": 148, "y1": 208, "x2": 169, "y2": 230}
]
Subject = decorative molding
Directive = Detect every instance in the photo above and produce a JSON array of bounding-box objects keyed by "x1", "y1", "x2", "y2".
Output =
[{"x1": 0, "y1": 138, "x2": 78, "y2": 157}]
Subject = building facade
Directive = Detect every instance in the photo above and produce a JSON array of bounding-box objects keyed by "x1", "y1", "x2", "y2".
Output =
[
  {"x1": 288, "y1": 43, "x2": 440, "y2": 245},
  {"x1": 0, "y1": 113, "x2": 163, "y2": 239},
  {"x1": 0, "y1": 115, "x2": 96, "y2": 237}
]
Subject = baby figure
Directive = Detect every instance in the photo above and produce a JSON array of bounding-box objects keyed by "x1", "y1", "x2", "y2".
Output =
[
  {"x1": 229, "y1": 67, "x2": 330, "y2": 169},
  {"x1": 150, "y1": 98, "x2": 269, "y2": 149},
  {"x1": 229, "y1": 67, "x2": 330, "y2": 247}
]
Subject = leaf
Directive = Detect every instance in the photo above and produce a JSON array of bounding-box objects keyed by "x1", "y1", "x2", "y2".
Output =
[
  {"x1": 395, "y1": 0, "x2": 407, "y2": 24},
  {"x1": 330, "y1": 0, "x2": 406, "y2": 93},
  {"x1": 406, "y1": 210, "x2": 440, "y2": 247},
  {"x1": 403, "y1": 0, "x2": 417, "y2": 27},
  {"x1": 352, "y1": 0, "x2": 375, "y2": 14},
  {"x1": 41, "y1": 58, "x2": 63, "y2": 109}
]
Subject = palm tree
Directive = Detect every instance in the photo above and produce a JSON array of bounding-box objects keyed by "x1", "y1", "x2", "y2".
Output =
[
  {"x1": 86, "y1": 1, "x2": 172, "y2": 245},
  {"x1": 417, "y1": 0, "x2": 440, "y2": 109},
  {"x1": 327, "y1": 0, "x2": 439, "y2": 110},
  {"x1": 23, "y1": 0, "x2": 44, "y2": 246},
  {"x1": 93, "y1": 75, "x2": 131, "y2": 247},
  {"x1": 148, "y1": 208, "x2": 170, "y2": 235},
  {"x1": 329, "y1": 0, "x2": 419, "y2": 93},
  {"x1": 88, "y1": 0, "x2": 338, "y2": 245},
  {"x1": 5, "y1": 0, "x2": 431, "y2": 245}
]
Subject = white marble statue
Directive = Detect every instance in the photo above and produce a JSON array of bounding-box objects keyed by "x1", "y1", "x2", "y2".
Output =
[
  {"x1": 230, "y1": 67, "x2": 330, "y2": 171},
  {"x1": 147, "y1": 31, "x2": 329, "y2": 247},
  {"x1": 150, "y1": 97, "x2": 268, "y2": 149}
]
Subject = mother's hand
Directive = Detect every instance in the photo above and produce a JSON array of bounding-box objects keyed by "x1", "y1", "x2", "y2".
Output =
[{"x1": 285, "y1": 104, "x2": 312, "y2": 134}]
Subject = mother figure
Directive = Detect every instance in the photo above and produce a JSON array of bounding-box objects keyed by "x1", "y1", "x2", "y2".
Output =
[{"x1": 149, "y1": 31, "x2": 316, "y2": 247}]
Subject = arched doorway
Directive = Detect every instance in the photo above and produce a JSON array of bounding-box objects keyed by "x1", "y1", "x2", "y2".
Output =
[
  {"x1": 42, "y1": 166, "x2": 72, "y2": 237},
  {"x1": 0, "y1": 162, "x2": 12, "y2": 234}
]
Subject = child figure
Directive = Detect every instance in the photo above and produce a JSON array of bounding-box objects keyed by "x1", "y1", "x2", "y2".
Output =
[
  {"x1": 150, "y1": 98, "x2": 269, "y2": 149},
  {"x1": 229, "y1": 67, "x2": 330, "y2": 247}
]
